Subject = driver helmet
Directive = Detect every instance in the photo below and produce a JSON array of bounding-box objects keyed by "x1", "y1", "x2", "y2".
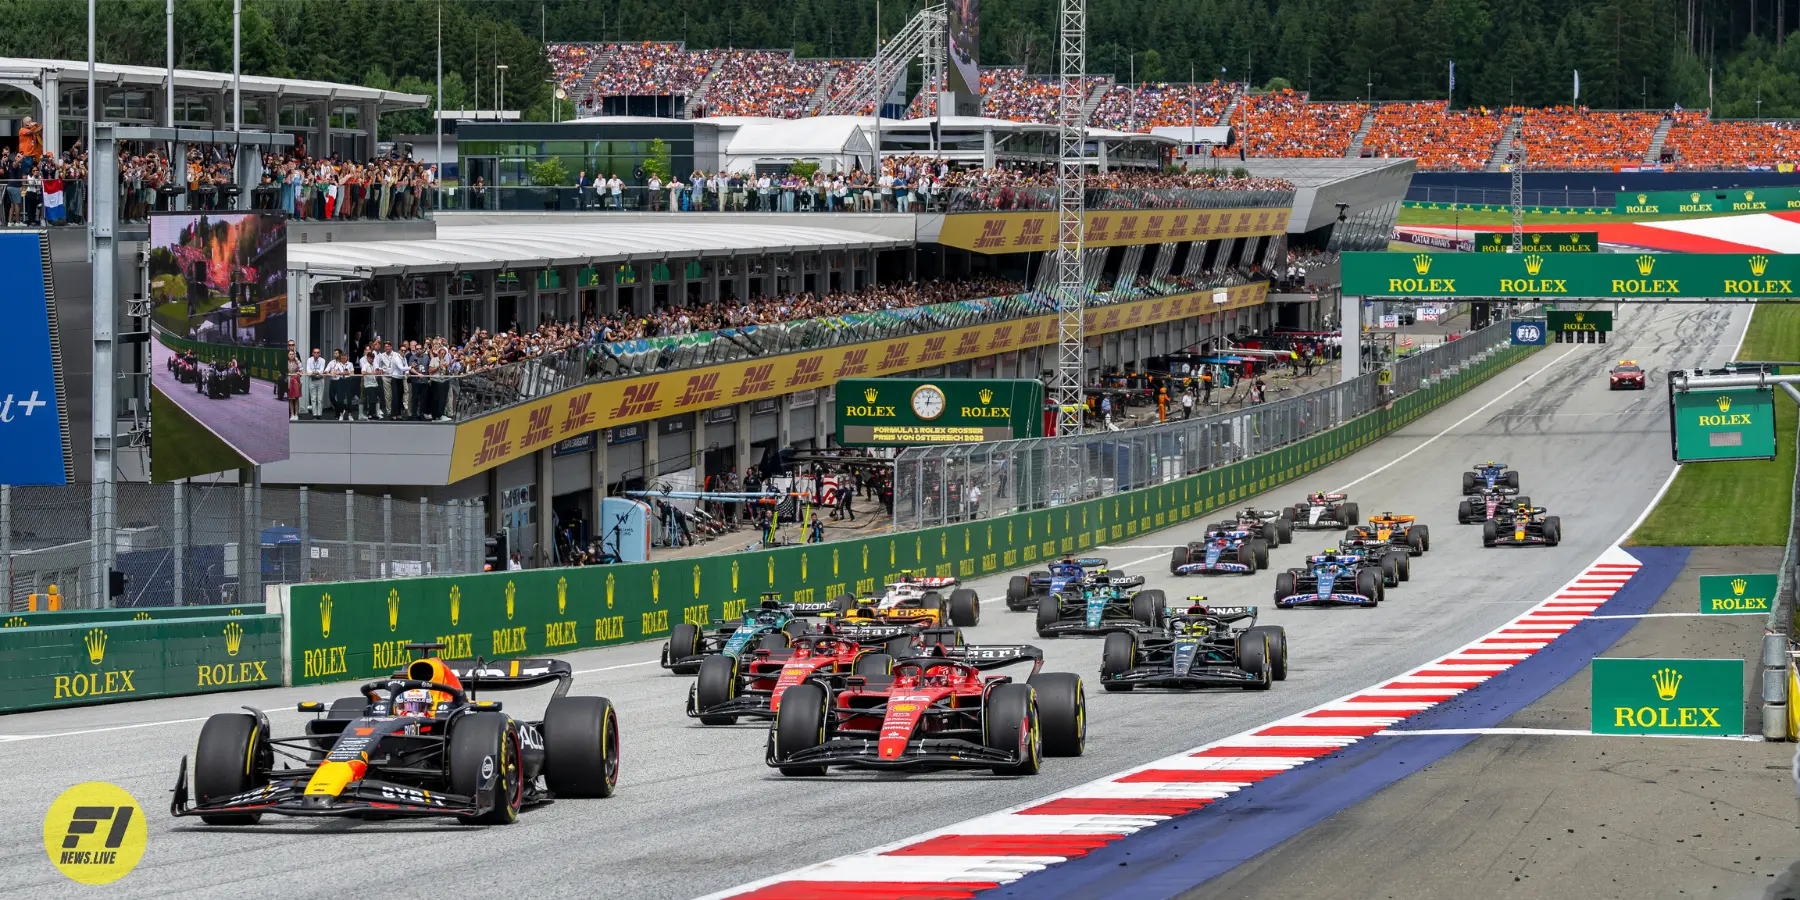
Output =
[
  {"x1": 1093, "y1": 566, "x2": 1110, "y2": 577},
  {"x1": 1309, "y1": 491, "x2": 1326, "y2": 503},
  {"x1": 1175, "y1": 619, "x2": 1209, "y2": 637},
  {"x1": 396, "y1": 687, "x2": 436, "y2": 718},
  {"x1": 1322, "y1": 550, "x2": 1338, "y2": 561},
  {"x1": 922, "y1": 664, "x2": 955, "y2": 686}
]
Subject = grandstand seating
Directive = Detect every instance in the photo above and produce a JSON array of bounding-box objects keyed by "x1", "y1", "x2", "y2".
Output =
[
  {"x1": 547, "y1": 42, "x2": 600, "y2": 89},
  {"x1": 1515, "y1": 107, "x2": 1660, "y2": 170},
  {"x1": 578, "y1": 42, "x2": 712, "y2": 107},
  {"x1": 1663, "y1": 117, "x2": 1800, "y2": 169},
  {"x1": 1089, "y1": 80, "x2": 1235, "y2": 130},
  {"x1": 700, "y1": 51, "x2": 836, "y2": 118},
  {"x1": 1231, "y1": 89, "x2": 1367, "y2": 157},
  {"x1": 1360, "y1": 101, "x2": 1509, "y2": 170}
]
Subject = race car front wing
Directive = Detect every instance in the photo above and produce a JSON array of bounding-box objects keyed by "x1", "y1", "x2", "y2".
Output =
[
  {"x1": 767, "y1": 736, "x2": 1025, "y2": 771},
  {"x1": 170, "y1": 760, "x2": 489, "y2": 820},
  {"x1": 1172, "y1": 561, "x2": 1254, "y2": 576},
  {"x1": 1104, "y1": 664, "x2": 1268, "y2": 689},
  {"x1": 1276, "y1": 591, "x2": 1376, "y2": 608}
]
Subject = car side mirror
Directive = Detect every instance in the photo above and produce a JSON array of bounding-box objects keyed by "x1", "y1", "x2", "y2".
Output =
[
  {"x1": 845, "y1": 676, "x2": 866, "y2": 688},
  {"x1": 473, "y1": 700, "x2": 503, "y2": 711},
  {"x1": 296, "y1": 701, "x2": 324, "y2": 713}
]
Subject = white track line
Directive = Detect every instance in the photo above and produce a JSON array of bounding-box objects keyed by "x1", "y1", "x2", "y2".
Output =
[
  {"x1": 1378, "y1": 726, "x2": 1764, "y2": 742},
  {"x1": 0, "y1": 716, "x2": 213, "y2": 743},
  {"x1": 1584, "y1": 611, "x2": 1764, "y2": 620}
]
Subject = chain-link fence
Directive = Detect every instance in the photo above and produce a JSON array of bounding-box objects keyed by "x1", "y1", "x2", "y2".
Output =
[
  {"x1": 892, "y1": 318, "x2": 1516, "y2": 530},
  {"x1": 1, "y1": 483, "x2": 486, "y2": 611}
]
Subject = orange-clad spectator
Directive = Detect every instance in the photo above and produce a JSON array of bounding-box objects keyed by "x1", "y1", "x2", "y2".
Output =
[
  {"x1": 1515, "y1": 106, "x2": 1659, "y2": 170},
  {"x1": 1664, "y1": 116, "x2": 1800, "y2": 169},
  {"x1": 1224, "y1": 89, "x2": 1367, "y2": 158},
  {"x1": 17, "y1": 115, "x2": 42, "y2": 158},
  {"x1": 702, "y1": 51, "x2": 837, "y2": 118},
  {"x1": 1361, "y1": 101, "x2": 1508, "y2": 170}
]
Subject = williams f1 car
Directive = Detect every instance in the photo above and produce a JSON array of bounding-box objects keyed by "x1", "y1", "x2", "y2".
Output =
[
  {"x1": 1219, "y1": 507, "x2": 1296, "y2": 546},
  {"x1": 1169, "y1": 530, "x2": 1260, "y2": 576},
  {"x1": 1036, "y1": 584, "x2": 1167, "y2": 637},
  {"x1": 662, "y1": 594, "x2": 813, "y2": 674},
  {"x1": 1099, "y1": 602, "x2": 1288, "y2": 691},
  {"x1": 1482, "y1": 504, "x2": 1563, "y2": 547},
  {"x1": 1462, "y1": 461, "x2": 1521, "y2": 495},
  {"x1": 1290, "y1": 492, "x2": 1360, "y2": 530},
  {"x1": 1272, "y1": 551, "x2": 1385, "y2": 608},
  {"x1": 766, "y1": 644, "x2": 1085, "y2": 776},
  {"x1": 1457, "y1": 490, "x2": 1532, "y2": 524},
  {"x1": 170, "y1": 645, "x2": 618, "y2": 825},
  {"x1": 1005, "y1": 557, "x2": 1143, "y2": 611},
  {"x1": 1350, "y1": 513, "x2": 1430, "y2": 555},
  {"x1": 687, "y1": 627, "x2": 961, "y2": 725}
]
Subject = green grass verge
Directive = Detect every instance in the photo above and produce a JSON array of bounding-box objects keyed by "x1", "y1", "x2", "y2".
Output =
[
  {"x1": 1628, "y1": 304, "x2": 1800, "y2": 546},
  {"x1": 1395, "y1": 207, "x2": 1752, "y2": 228},
  {"x1": 150, "y1": 384, "x2": 251, "y2": 482}
]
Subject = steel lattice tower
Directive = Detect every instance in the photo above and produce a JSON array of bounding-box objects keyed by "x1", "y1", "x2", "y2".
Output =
[{"x1": 1051, "y1": 0, "x2": 1087, "y2": 436}]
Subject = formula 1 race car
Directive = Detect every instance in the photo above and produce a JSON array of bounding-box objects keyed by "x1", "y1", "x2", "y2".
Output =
[
  {"x1": 1462, "y1": 461, "x2": 1521, "y2": 495},
  {"x1": 663, "y1": 594, "x2": 813, "y2": 674},
  {"x1": 1290, "y1": 492, "x2": 1360, "y2": 530},
  {"x1": 1170, "y1": 530, "x2": 1260, "y2": 576},
  {"x1": 687, "y1": 627, "x2": 961, "y2": 725},
  {"x1": 767, "y1": 644, "x2": 1086, "y2": 776},
  {"x1": 1005, "y1": 557, "x2": 1144, "y2": 611},
  {"x1": 1219, "y1": 507, "x2": 1296, "y2": 546},
  {"x1": 1273, "y1": 550, "x2": 1385, "y2": 608},
  {"x1": 826, "y1": 576, "x2": 981, "y2": 628},
  {"x1": 1337, "y1": 537, "x2": 1410, "y2": 585},
  {"x1": 1099, "y1": 602, "x2": 1288, "y2": 691},
  {"x1": 1036, "y1": 585, "x2": 1167, "y2": 637},
  {"x1": 1457, "y1": 490, "x2": 1533, "y2": 524},
  {"x1": 1350, "y1": 512, "x2": 1430, "y2": 556},
  {"x1": 1609, "y1": 359, "x2": 1646, "y2": 390},
  {"x1": 170, "y1": 645, "x2": 618, "y2": 825},
  {"x1": 1482, "y1": 504, "x2": 1563, "y2": 547}
]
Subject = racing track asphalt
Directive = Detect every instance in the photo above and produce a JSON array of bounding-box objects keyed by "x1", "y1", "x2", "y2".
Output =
[{"x1": 0, "y1": 301, "x2": 1750, "y2": 900}]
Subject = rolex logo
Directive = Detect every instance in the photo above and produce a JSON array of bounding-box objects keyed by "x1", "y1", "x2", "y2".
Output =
[
  {"x1": 606, "y1": 572, "x2": 616, "y2": 608},
  {"x1": 1746, "y1": 190, "x2": 1756, "y2": 201},
  {"x1": 450, "y1": 585, "x2": 461, "y2": 626},
  {"x1": 320, "y1": 594, "x2": 333, "y2": 639},
  {"x1": 731, "y1": 560, "x2": 740, "y2": 591},
  {"x1": 1652, "y1": 667, "x2": 1681, "y2": 701},
  {"x1": 979, "y1": 388, "x2": 994, "y2": 404},
  {"x1": 1523, "y1": 254, "x2": 1544, "y2": 276},
  {"x1": 864, "y1": 387, "x2": 879, "y2": 403},
  {"x1": 1751, "y1": 254, "x2": 1770, "y2": 277},
  {"x1": 2, "y1": 616, "x2": 25, "y2": 628},
  {"x1": 693, "y1": 565, "x2": 702, "y2": 597},
  {"x1": 1690, "y1": 192, "x2": 1700, "y2": 203},
  {"x1": 84, "y1": 628, "x2": 107, "y2": 665},
  {"x1": 506, "y1": 581, "x2": 516, "y2": 620},
  {"x1": 386, "y1": 589, "x2": 400, "y2": 631},
  {"x1": 1635, "y1": 255, "x2": 1656, "y2": 276},
  {"x1": 1530, "y1": 233, "x2": 1542, "y2": 244},
  {"x1": 1636, "y1": 193, "x2": 1648, "y2": 204},
  {"x1": 558, "y1": 576, "x2": 569, "y2": 615},
  {"x1": 1575, "y1": 312, "x2": 1584, "y2": 322},
  {"x1": 652, "y1": 568, "x2": 662, "y2": 602},
  {"x1": 1717, "y1": 394, "x2": 1733, "y2": 413},
  {"x1": 1412, "y1": 253, "x2": 1432, "y2": 275},
  {"x1": 224, "y1": 621, "x2": 244, "y2": 657},
  {"x1": 134, "y1": 612, "x2": 152, "y2": 620},
  {"x1": 1732, "y1": 577, "x2": 1747, "y2": 596}
]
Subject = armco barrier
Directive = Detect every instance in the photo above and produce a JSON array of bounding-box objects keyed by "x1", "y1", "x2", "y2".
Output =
[
  {"x1": 1, "y1": 604, "x2": 249, "y2": 629},
  {"x1": 0, "y1": 615, "x2": 283, "y2": 714},
  {"x1": 282, "y1": 340, "x2": 1537, "y2": 687}
]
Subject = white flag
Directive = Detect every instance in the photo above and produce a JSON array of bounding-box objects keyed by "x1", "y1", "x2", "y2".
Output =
[{"x1": 1574, "y1": 70, "x2": 1581, "y2": 101}]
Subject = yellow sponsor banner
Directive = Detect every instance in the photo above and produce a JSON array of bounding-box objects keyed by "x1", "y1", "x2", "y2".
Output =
[
  {"x1": 446, "y1": 282, "x2": 1267, "y2": 481},
  {"x1": 938, "y1": 207, "x2": 1292, "y2": 254}
]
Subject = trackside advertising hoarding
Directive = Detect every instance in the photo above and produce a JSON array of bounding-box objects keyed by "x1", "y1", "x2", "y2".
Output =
[{"x1": 836, "y1": 378, "x2": 1044, "y2": 446}]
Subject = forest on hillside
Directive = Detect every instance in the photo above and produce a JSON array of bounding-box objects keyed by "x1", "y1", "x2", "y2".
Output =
[{"x1": 7, "y1": 0, "x2": 1800, "y2": 126}]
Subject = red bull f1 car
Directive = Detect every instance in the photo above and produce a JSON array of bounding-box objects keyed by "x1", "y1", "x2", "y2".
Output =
[
  {"x1": 1290, "y1": 492, "x2": 1360, "y2": 530},
  {"x1": 1458, "y1": 490, "x2": 1531, "y2": 524},
  {"x1": 1272, "y1": 551, "x2": 1385, "y2": 608},
  {"x1": 1483, "y1": 504, "x2": 1563, "y2": 547},
  {"x1": 1462, "y1": 461, "x2": 1521, "y2": 496},
  {"x1": 686, "y1": 625, "x2": 960, "y2": 725},
  {"x1": 766, "y1": 644, "x2": 1086, "y2": 776},
  {"x1": 170, "y1": 645, "x2": 618, "y2": 825},
  {"x1": 1100, "y1": 603, "x2": 1288, "y2": 691}
]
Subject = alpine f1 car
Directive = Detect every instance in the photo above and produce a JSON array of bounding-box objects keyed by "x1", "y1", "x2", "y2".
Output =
[
  {"x1": 766, "y1": 644, "x2": 1086, "y2": 776},
  {"x1": 687, "y1": 627, "x2": 960, "y2": 725},
  {"x1": 1457, "y1": 490, "x2": 1532, "y2": 524},
  {"x1": 1349, "y1": 512, "x2": 1430, "y2": 555},
  {"x1": 1169, "y1": 529, "x2": 1260, "y2": 576},
  {"x1": 1099, "y1": 602, "x2": 1288, "y2": 691},
  {"x1": 1005, "y1": 557, "x2": 1143, "y2": 611},
  {"x1": 1036, "y1": 585, "x2": 1166, "y2": 637},
  {"x1": 170, "y1": 645, "x2": 618, "y2": 825},
  {"x1": 663, "y1": 594, "x2": 814, "y2": 674},
  {"x1": 1289, "y1": 492, "x2": 1360, "y2": 530},
  {"x1": 1336, "y1": 538, "x2": 1410, "y2": 586},
  {"x1": 1218, "y1": 507, "x2": 1295, "y2": 546},
  {"x1": 825, "y1": 575, "x2": 981, "y2": 628},
  {"x1": 1609, "y1": 359, "x2": 1646, "y2": 390},
  {"x1": 1482, "y1": 503, "x2": 1563, "y2": 547},
  {"x1": 1462, "y1": 461, "x2": 1521, "y2": 495},
  {"x1": 1272, "y1": 550, "x2": 1385, "y2": 608}
]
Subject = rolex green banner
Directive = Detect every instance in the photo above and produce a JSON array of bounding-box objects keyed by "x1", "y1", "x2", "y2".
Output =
[
  {"x1": 1615, "y1": 186, "x2": 1800, "y2": 216},
  {"x1": 1343, "y1": 251, "x2": 1800, "y2": 298},
  {"x1": 1670, "y1": 386, "x2": 1777, "y2": 462},
  {"x1": 0, "y1": 615, "x2": 283, "y2": 714},
  {"x1": 1591, "y1": 657, "x2": 1744, "y2": 735},
  {"x1": 1697, "y1": 573, "x2": 1777, "y2": 615},
  {"x1": 1474, "y1": 231, "x2": 1597, "y2": 253},
  {"x1": 1546, "y1": 310, "x2": 1613, "y2": 333}
]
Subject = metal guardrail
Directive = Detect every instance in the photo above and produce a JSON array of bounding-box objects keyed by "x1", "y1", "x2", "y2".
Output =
[{"x1": 435, "y1": 184, "x2": 1294, "y2": 215}]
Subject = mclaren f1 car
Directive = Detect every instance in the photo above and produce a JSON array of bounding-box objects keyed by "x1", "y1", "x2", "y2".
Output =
[{"x1": 1349, "y1": 512, "x2": 1430, "y2": 556}]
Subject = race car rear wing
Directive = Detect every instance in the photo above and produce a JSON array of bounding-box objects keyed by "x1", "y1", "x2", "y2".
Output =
[
  {"x1": 1167, "y1": 605, "x2": 1259, "y2": 625},
  {"x1": 825, "y1": 622, "x2": 924, "y2": 642},
  {"x1": 445, "y1": 658, "x2": 574, "y2": 700},
  {"x1": 1072, "y1": 557, "x2": 1109, "y2": 567},
  {"x1": 908, "y1": 644, "x2": 1045, "y2": 675}
]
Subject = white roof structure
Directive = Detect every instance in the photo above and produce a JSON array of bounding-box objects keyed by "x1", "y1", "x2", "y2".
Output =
[
  {"x1": 289, "y1": 222, "x2": 912, "y2": 278},
  {"x1": 0, "y1": 57, "x2": 428, "y2": 108}
]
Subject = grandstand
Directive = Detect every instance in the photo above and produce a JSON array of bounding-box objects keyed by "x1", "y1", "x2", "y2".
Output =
[
  {"x1": 1515, "y1": 107, "x2": 1661, "y2": 170},
  {"x1": 1360, "y1": 101, "x2": 1509, "y2": 171},
  {"x1": 1231, "y1": 90, "x2": 1368, "y2": 158}
]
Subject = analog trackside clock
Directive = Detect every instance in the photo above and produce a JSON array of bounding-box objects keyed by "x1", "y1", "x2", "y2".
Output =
[{"x1": 910, "y1": 384, "x2": 947, "y2": 420}]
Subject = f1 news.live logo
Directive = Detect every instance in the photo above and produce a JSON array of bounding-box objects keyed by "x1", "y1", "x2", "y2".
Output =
[
  {"x1": 58, "y1": 804, "x2": 134, "y2": 865},
  {"x1": 44, "y1": 781, "x2": 148, "y2": 884}
]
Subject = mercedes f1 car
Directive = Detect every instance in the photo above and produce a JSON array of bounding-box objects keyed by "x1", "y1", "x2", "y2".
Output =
[
  {"x1": 1273, "y1": 551, "x2": 1385, "y2": 608},
  {"x1": 1169, "y1": 530, "x2": 1260, "y2": 576},
  {"x1": 687, "y1": 626, "x2": 961, "y2": 725},
  {"x1": 170, "y1": 645, "x2": 618, "y2": 825},
  {"x1": 1457, "y1": 490, "x2": 1532, "y2": 524},
  {"x1": 1482, "y1": 503, "x2": 1563, "y2": 547},
  {"x1": 1290, "y1": 492, "x2": 1360, "y2": 530},
  {"x1": 766, "y1": 644, "x2": 1086, "y2": 776},
  {"x1": 1462, "y1": 461, "x2": 1521, "y2": 495},
  {"x1": 663, "y1": 594, "x2": 814, "y2": 674},
  {"x1": 1350, "y1": 513, "x2": 1430, "y2": 555},
  {"x1": 1036, "y1": 584, "x2": 1167, "y2": 637},
  {"x1": 1099, "y1": 602, "x2": 1288, "y2": 691},
  {"x1": 1005, "y1": 557, "x2": 1143, "y2": 611}
]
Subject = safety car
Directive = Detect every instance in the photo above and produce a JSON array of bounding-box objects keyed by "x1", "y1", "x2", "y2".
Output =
[
  {"x1": 1099, "y1": 602, "x2": 1288, "y2": 691},
  {"x1": 1609, "y1": 360, "x2": 1646, "y2": 390}
]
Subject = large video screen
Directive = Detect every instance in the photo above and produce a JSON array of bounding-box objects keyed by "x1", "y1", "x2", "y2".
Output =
[
  {"x1": 147, "y1": 211, "x2": 290, "y2": 482},
  {"x1": 947, "y1": 0, "x2": 981, "y2": 109},
  {"x1": 0, "y1": 231, "x2": 72, "y2": 485}
]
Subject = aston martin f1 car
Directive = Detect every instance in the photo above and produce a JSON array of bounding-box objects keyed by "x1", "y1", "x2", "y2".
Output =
[
  {"x1": 687, "y1": 627, "x2": 961, "y2": 725},
  {"x1": 1290, "y1": 492, "x2": 1360, "y2": 530},
  {"x1": 1272, "y1": 551, "x2": 1384, "y2": 608},
  {"x1": 1005, "y1": 557, "x2": 1143, "y2": 611},
  {"x1": 1462, "y1": 461, "x2": 1521, "y2": 496},
  {"x1": 1457, "y1": 490, "x2": 1531, "y2": 524},
  {"x1": 662, "y1": 594, "x2": 813, "y2": 674},
  {"x1": 1036, "y1": 584, "x2": 1167, "y2": 637},
  {"x1": 1336, "y1": 538, "x2": 1410, "y2": 585},
  {"x1": 1482, "y1": 504, "x2": 1563, "y2": 547},
  {"x1": 170, "y1": 645, "x2": 618, "y2": 825},
  {"x1": 1099, "y1": 603, "x2": 1288, "y2": 691},
  {"x1": 1170, "y1": 530, "x2": 1260, "y2": 576},
  {"x1": 766, "y1": 644, "x2": 1086, "y2": 776},
  {"x1": 1350, "y1": 513, "x2": 1430, "y2": 555}
]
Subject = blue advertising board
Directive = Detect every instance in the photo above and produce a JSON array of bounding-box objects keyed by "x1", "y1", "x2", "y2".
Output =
[
  {"x1": 0, "y1": 232, "x2": 70, "y2": 485},
  {"x1": 1511, "y1": 319, "x2": 1548, "y2": 346}
]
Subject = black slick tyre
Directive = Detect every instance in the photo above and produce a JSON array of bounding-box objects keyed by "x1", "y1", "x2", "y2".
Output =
[
  {"x1": 1273, "y1": 571, "x2": 1297, "y2": 603},
  {"x1": 854, "y1": 653, "x2": 895, "y2": 676},
  {"x1": 1170, "y1": 545, "x2": 1189, "y2": 575},
  {"x1": 1543, "y1": 516, "x2": 1562, "y2": 546},
  {"x1": 193, "y1": 713, "x2": 271, "y2": 825},
  {"x1": 1457, "y1": 499, "x2": 1473, "y2": 524},
  {"x1": 1006, "y1": 576, "x2": 1031, "y2": 610},
  {"x1": 1131, "y1": 589, "x2": 1165, "y2": 626},
  {"x1": 1247, "y1": 626, "x2": 1289, "y2": 681},
  {"x1": 1380, "y1": 553, "x2": 1400, "y2": 587},
  {"x1": 831, "y1": 593, "x2": 857, "y2": 615},
  {"x1": 542, "y1": 695, "x2": 620, "y2": 798},
  {"x1": 1356, "y1": 568, "x2": 1382, "y2": 603},
  {"x1": 1275, "y1": 518, "x2": 1294, "y2": 543},
  {"x1": 1029, "y1": 672, "x2": 1086, "y2": 756},
  {"x1": 1100, "y1": 632, "x2": 1137, "y2": 692},
  {"x1": 1250, "y1": 539, "x2": 1270, "y2": 568},
  {"x1": 448, "y1": 711, "x2": 521, "y2": 825},
  {"x1": 1482, "y1": 519, "x2": 1498, "y2": 547},
  {"x1": 694, "y1": 654, "x2": 740, "y2": 725},
  {"x1": 667, "y1": 623, "x2": 701, "y2": 673},
  {"x1": 984, "y1": 683, "x2": 1041, "y2": 775},
  {"x1": 948, "y1": 588, "x2": 980, "y2": 627},
  {"x1": 1340, "y1": 502, "x2": 1360, "y2": 530},
  {"x1": 1237, "y1": 634, "x2": 1272, "y2": 689},
  {"x1": 1461, "y1": 471, "x2": 1477, "y2": 493},
  {"x1": 1036, "y1": 593, "x2": 1062, "y2": 637},
  {"x1": 772, "y1": 682, "x2": 829, "y2": 776}
]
